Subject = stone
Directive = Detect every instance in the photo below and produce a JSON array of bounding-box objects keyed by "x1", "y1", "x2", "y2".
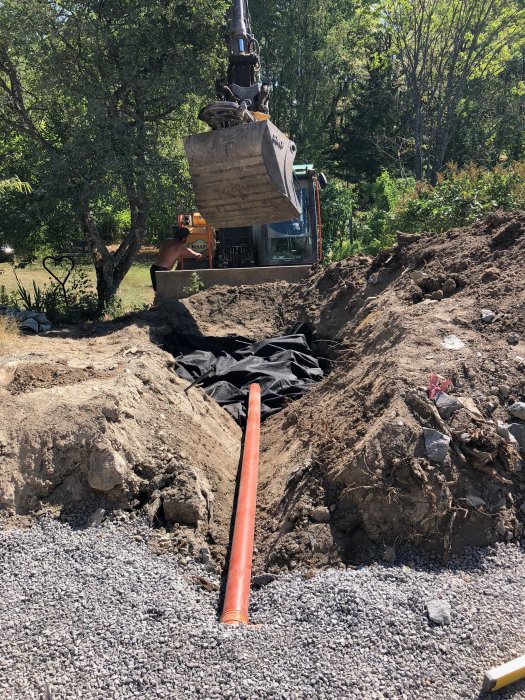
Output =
[
  {"x1": 252, "y1": 573, "x2": 277, "y2": 588},
  {"x1": 442, "y1": 335, "x2": 466, "y2": 350},
  {"x1": 509, "y1": 402, "x2": 525, "y2": 421},
  {"x1": 499, "y1": 385, "x2": 511, "y2": 399},
  {"x1": 427, "y1": 599, "x2": 451, "y2": 625},
  {"x1": 163, "y1": 497, "x2": 200, "y2": 526},
  {"x1": 199, "y1": 547, "x2": 211, "y2": 565},
  {"x1": 507, "y1": 333, "x2": 520, "y2": 346},
  {"x1": 368, "y1": 272, "x2": 381, "y2": 286},
  {"x1": 19, "y1": 318, "x2": 40, "y2": 333},
  {"x1": 464, "y1": 495, "x2": 486, "y2": 508},
  {"x1": 497, "y1": 422, "x2": 519, "y2": 446},
  {"x1": 431, "y1": 290, "x2": 444, "y2": 301},
  {"x1": 507, "y1": 424, "x2": 525, "y2": 451},
  {"x1": 480, "y1": 309, "x2": 496, "y2": 324},
  {"x1": 495, "y1": 521, "x2": 506, "y2": 537},
  {"x1": 441, "y1": 278, "x2": 457, "y2": 296},
  {"x1": 311, "y1": 506, "x2": 331, "y2": 524},
  {"x1": 410, "y1": 271, "x2": 429, "y2": 285},
  {"x1": 423, "y1": 428, "x2": 451, "y2": 463},
  {"x1": 88, "y1": 445, "x2": 128, "y2": 492},
  {"x1": 382, "y1": 546, "x2": 396, "y2": 563},
  {"x1": 482, "y1": 267, "x2": 500, "y2": 283},
  {"x1": 87, "y1": 508, "x2": 106, "y2": 528},
  {"x1": 434, "y1": 391, "x2": 462, "y2": 420}
]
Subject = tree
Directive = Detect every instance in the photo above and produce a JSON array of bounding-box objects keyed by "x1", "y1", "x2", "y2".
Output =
[
  {"x1": 0, "y1": 0, "x2": 228, "y2": 306},
  {"x1": 250, "y1": 0, "x2": 376, "y2": 166},
  {"x1": 382, "y1": 0, "x2": 525, "y2": 182}
]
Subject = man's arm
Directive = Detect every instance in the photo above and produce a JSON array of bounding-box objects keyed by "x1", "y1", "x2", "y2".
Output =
[{"x1": 182, "y1": 245, "x2": 203, "y2": 259}]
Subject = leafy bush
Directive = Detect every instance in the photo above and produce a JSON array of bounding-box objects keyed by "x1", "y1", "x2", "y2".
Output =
[
  {"x1": 393, "y1": 162, "x2": 525, "y2": 234},
  {"x1": 320, "y1": 180, "x2": 357, "y2": 261},
  {"x1": 14, "y1": 268, "x2": 99, "y2": 323},
  {"x1": 353, "y1": 161, "x2": 525, "y2": 254},
  {"x1": 354, "y1": 171, "x2": 416, "y2": 254},
  {"x1": 183, "y1": 272, "x2": 205, "y2": 296}
]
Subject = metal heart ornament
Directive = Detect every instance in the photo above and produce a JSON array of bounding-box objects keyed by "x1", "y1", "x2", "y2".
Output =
[{"x1": 42, "y1": 255, "x2": 75, "y2": 287}]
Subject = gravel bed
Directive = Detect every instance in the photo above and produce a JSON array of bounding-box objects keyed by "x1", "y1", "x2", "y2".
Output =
[{"x1": 1, "y1": 517, "x2": 525, "y2": 699}]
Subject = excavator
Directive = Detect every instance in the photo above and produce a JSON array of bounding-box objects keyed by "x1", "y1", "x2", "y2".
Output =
[{"x1": 184, "y1": 0, "x2": 306, "y2": 229}]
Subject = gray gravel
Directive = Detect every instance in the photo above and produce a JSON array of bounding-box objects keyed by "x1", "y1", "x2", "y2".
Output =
[{"x1": 2, "y1": 517, "x2": 525, "y2": 700}]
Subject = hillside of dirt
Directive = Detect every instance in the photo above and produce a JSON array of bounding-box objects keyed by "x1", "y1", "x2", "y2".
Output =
[
  {"x1": 255, "y1": 210, "x2": 525, "y2": 568},
  {"x1": 1, "y1": 211, "x2": 525, "y2": 572},
  {"x1": 0, "y1": 322, "x2": 242, "y2": 563}
]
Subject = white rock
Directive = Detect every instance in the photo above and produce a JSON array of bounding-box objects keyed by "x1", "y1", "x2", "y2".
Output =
[
  {"x1": 427, "y1": 599, "x2": 451, "y2": 625},
  {"x1": 88, "y1": 445, "x2": 128, "y2": 492},
  {"x1": 464, "y1": 495, "x2": 486, "y2": 508},
  {"x1": 509, "y1": 402, "x2": 525, "y2": 421},
  {"x1": 423, "y1": 428, "x2": 451, "y2": 463},
  {"x1": 480, "y1": 309, "x2": 496, "y2": 324},
  {"x1": 442, "y1": 335, "x2": 466, "y2": 350}
]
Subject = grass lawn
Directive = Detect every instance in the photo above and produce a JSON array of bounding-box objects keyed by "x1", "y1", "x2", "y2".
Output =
[{"x1": 0, "y1": 254, "x2": 156, "y2": 312}]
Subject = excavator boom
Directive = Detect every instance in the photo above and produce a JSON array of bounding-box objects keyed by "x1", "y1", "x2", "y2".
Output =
[{"x1": 184, "y1": 0, "x2": 301, "y2": 228}]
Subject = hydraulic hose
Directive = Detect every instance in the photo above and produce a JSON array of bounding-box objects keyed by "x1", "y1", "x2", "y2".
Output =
[{"x1": 220, "y1": 383, "x2": 261, "y2": 625}]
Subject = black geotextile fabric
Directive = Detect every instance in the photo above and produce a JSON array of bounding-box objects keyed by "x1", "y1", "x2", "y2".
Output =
[{"x1": 163, "y1": 323, "x2": 323, "y2": 424}]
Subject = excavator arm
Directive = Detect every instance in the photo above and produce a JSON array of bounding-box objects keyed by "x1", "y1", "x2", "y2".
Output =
[{"x1": 183, "y1": 0, "x2": 300, "y2": 228}]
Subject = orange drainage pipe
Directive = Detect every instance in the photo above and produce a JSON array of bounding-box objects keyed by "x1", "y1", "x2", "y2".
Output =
[{"x1": 220, "y1": 383, "x2": 261, "y2": 625}]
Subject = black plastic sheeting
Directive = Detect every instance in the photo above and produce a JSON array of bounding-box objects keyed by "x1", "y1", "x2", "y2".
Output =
[{"x1": 163, "y1": 323, "x2": 324, "y2": 424}]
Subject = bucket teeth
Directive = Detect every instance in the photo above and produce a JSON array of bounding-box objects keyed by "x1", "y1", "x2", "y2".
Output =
[{"x1": 184, "y1": 120, "x2": 300, "y2": 228}]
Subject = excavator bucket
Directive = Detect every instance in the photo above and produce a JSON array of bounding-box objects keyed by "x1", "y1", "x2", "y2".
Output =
[{"x1": 184, "y1": 120, "x2": 301, "y2": 229}]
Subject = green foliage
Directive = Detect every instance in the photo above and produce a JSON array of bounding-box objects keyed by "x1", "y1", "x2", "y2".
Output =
[
  {"x1": 393, "y1": 162, "x2": 525, "y2": 234},
  {"x1": 14, "y1": 273, "x2": 46, "y2": 313},
  {"x1": 183, "y1": 272, "x2": 205, "y2": 296},
  {"x1": 380, "y1": 0, "x2": 525, "y2": 180},
  {"x1": 251, "y1": 0, "x2": 376, "y2": 164},
  {"x1": 320, "y1": 180, "x2": 357, "y2": 261},
  {"x1": 13, "y1": 268, "x2": 99, "y2": 323},
  {"x1": 0, "y1": 177, "x2": 31, "y2": 195},
  {"x1": 0, "y1": 283, "x2": 18, "y2": 307},
  {"x1": 103, "y1": 297, "x2": 125, "y2": 321},
  {"x1": 0, "y1": 0, "x2": 229, "y2": 304},
  {"x1": 355, "y1": 171, "x2": 415, "y2": 254},
  {"x1": 353, "y1": 161, "x2": 525, "y2": 254}
]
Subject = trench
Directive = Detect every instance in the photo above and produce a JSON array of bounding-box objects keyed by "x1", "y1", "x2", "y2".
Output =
[{"x1": 160, "y1": 321, "x2": 328, "y2": 426}]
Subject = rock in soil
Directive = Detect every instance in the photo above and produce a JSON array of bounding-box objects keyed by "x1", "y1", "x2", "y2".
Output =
[
  {"x1": 509, "y1": 402, "x2": 525, "y2": 421},
  {"x1": 423, "y1": 428, "x2": 451, "y2": 463}
]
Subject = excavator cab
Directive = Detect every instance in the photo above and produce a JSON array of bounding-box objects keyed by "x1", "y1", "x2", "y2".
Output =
[
  {"x1": 184, "y1": 0, "x2": 301, "y2": 228},
  {"x1": 215, "y1": 165, "x2": 325, "y2": 268}
]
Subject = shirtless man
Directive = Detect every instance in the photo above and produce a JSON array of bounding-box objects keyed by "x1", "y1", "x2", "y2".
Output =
[{"x1": 150, "y1": 225, "x2": 203, "y2": 291}]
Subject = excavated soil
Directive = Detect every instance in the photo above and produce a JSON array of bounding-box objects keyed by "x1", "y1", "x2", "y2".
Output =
[
  {"x1": 1, "y1": 211, "x2": 525, "y2": 571},
  {"x1": 255, "y1": 210, "x2": 525, "y2": 569}
]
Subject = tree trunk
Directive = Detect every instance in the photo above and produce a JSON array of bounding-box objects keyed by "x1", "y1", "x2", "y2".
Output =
[{"x1": 79, "y1": 193, "x2": 148, "y2": 310}]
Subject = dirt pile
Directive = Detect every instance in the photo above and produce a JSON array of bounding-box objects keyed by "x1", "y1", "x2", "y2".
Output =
[
  {"x1": 254, "y1": 211, "x2": 525, "y2": 569},
  {"x1": 0, "y1": 322, "x2": 241, "y2": 562}
]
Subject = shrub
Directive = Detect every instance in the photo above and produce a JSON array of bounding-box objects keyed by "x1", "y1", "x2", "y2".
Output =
[
  {"x1": 183, "y1": 272, "x2": 205, "y2": 296},
  {"x1": 14, "y1": 268, "x2": 99, "y2": 323},
  {"x1": 353, "y1": 161, "x2": 525, "y2": 255}
]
